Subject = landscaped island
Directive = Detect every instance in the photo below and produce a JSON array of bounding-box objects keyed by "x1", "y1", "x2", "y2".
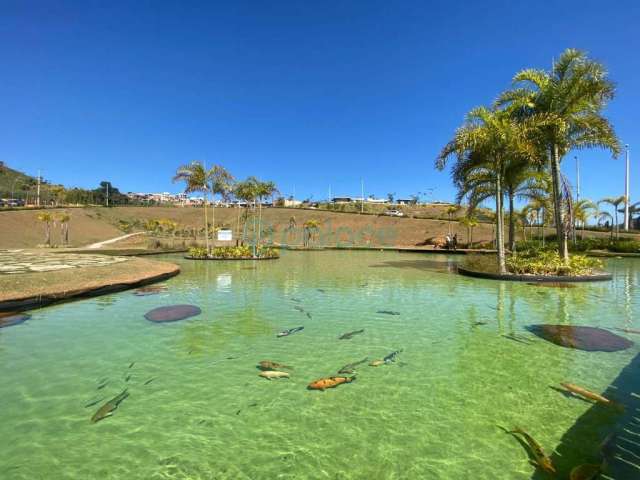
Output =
[{"x1": 185, "y1": 245, "x2": 279, "y2": 260}]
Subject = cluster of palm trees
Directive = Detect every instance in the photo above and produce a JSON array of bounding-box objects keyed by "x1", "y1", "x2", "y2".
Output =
[
  {"x1": 173, "y1": 161, "x2": 277, "y2": 255},
  {"x1": 437, "y1": 49, "x2": 621, "y2": 274},
  {"x1": 37, "y1": 212, "x2": 70, "y2": 247}
]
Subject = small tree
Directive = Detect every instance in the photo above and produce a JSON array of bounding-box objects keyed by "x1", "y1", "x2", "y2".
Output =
[
  {"x1": 37, "y1": 212, "x2": 53, "y2": 246},
  {"x1": 303, "y1": 219, "x2": 321, "y2": 247},
  {"x1": 57, "y1": 213, "x2": 71, "y2": 245}
]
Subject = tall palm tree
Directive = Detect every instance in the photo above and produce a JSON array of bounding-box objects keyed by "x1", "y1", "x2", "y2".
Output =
[
  {"x1": 208, "y1": 166, "x2": 234, "y2": 241},
  {"x1": 173, "y1": 161, "x2": 213, "y2": 252},
  {"x1": 437, "y1": 107, "x2": 534, "y2": 273},
  {"x1": 599, "y1": 196, "x2": 626, "y2": 240},
  {"x1": 498, "y1": 49, "x2": 621, "y2": 261},
  {"x1": 233, "y1": 179, "x2": 254, "y2": 247}
]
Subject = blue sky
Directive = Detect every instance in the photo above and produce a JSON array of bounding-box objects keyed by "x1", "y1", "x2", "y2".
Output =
[{"x1": 1, "y1": 0, "x2": 638, "y2": 205}]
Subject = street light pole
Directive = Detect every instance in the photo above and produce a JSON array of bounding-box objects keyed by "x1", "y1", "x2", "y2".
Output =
[
  {"x1": 575, "y1": 156, "x2": 580, "y2": 203},
  {"x1": 624, "y1": 144, "x2": 630, "y2": 231}
]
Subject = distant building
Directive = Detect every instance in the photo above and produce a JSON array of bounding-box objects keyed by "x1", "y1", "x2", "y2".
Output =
[
  {"x1": 331, "y1": 197, "x2": 353, "y2": 204},
  {"x1": 284, "y1": 198, "x2": 302, "y2": 207},
  {"x1": 396, "y1": 199, "x2": 415, "y2": 205}
]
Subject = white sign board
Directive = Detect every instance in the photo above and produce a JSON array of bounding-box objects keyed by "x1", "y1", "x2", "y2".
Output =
[{"x1": 217, "y1": 229, "x2": 233, "y2": 241}]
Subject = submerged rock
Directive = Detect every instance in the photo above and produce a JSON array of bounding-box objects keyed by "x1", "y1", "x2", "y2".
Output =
[
  {"x1": 144, "y1": 305, "x2": 201, "y2": 323},
  {"x1": 526, "y1": 324, "x2": 633, "y2": 352},
  {"x1": 0, "y1": 313, "x2": 31, "y2": 328}
]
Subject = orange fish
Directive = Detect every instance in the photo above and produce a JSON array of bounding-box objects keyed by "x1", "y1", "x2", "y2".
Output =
[{"x1": 307, "y1": 376, "x2": 355, "y2": 391}]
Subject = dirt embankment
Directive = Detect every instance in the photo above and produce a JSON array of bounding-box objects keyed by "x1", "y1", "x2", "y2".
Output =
[
  {"x1": 1, "y1": 206, "x2": 635, "y2": 250},
  {"x1": 0, "y1": 208, "x2": 121, "y2": 248}
]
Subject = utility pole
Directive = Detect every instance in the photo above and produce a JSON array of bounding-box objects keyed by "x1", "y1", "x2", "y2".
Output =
[
  {"x1": 575, "y1": 156, "x2": 580, "y2": 203},
  {"x1": 624, "y1": 144, "x2": 630, "y2": 231},
  {"x1": 360, "y1": 179, "x2": 364, "y2": 214},
  {"x1": 36, "y1": 170, "x2": 41, "y2": 207},
  {"x1": 329, "y1": 185, "x2": 332, "y2": 202},
  {"x1": 106, "y1": 183, "x2": 109, "y2": 207}
]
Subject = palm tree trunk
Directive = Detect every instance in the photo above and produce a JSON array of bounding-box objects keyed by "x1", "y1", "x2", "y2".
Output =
[
  {"x1": 495, "y1": 171, "x2": 506, "y2": 274},
  {"x1": 550, "y1": 144, "x2": 569, "y2": 261},
  {"x1": 470, "y1": 226, "x2": 473, "y2": 248},
  {"x1": 258, "y1": 199, "x2": 263, "y2": 253},
  {"x1": 508, "y1": 191, "x2": 515, "y2": 251},
  {"x1": 211, "y1": 194, "x2": 216, "y2": 248},
  {"x1": 252, "y1": 198, "x2": 257, "y2": 257}
]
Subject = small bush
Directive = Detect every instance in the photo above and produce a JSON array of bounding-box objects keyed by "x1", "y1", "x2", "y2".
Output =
[
  {"x1": 507, "y1": 250, "x2": 602, "y2": 276},
  {"x1": 608, "y1": 240, "x2": 640, "y2": 253},
  {"x1": 188, "y1": 246, "x2": 208, "y2": 258}
]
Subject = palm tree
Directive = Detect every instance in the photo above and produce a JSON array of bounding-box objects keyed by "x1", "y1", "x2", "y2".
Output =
[
  {"x1": 445, "y1": 205, "x2": 460, "y2": 235},
  {"x1": 255, "y1": 180, "x2": 278, "y2": 249},
  {"x1": 498, "y1": 49, "x2": 621, "y2": 261},
  {"x1": 459, "y1": 215, "x2": 478, "y2": 248},
  {"x1": 303, "y1": 219, "x2": 321, "y2": 247},
  {"x1": 208, "y1": 166, "x2": 234, "y2": 241},
  {"x1": 233, "y1": 179, "x2": 257, "y2": 250},
  {"x1": 56, "y1": 213, "x2": 71, "y2": 245},
  {"x1": 438, "y1": 107, "x2": 535, "y2": 273},
  {"x1": 454, "y1": 157, "x2": 548, "y2": 251},
  {"x1": 173, "y1": 161, "x2": 212, "y2": 252},
  {"x1": 599, "y1": 196, "x2": 626, "y2": 240},
  {"x1": 37, "y1": 212, "x2": 53, "y2": 246},
  {"x1": 573, "y1": 199, "x2": 596, "y2": 240}
]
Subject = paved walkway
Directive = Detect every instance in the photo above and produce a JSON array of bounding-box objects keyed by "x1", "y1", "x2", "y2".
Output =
[
  {"x1": 0, "y1": 249, "x2": 128, "y2": 275},
  {"x1": 84, "y1": 232, "x2": 145, "y2": 249}
]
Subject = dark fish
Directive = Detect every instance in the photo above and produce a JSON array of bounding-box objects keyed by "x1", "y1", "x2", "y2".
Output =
[
  {"x1": 294, "y1": 306, "x2": 305, "y2": 313},
  {"x1": 472, "y1": 321, "x2": 487, "y2": 327},
  {"x1": 384, "y1": 349, "x2": 402, "y2": 363},
  {"x1": 144, "y1": 378, "x2": 155, "y2": 385},
  {"x1": 291, "y1": 298, "x2": 302, "y2": 303},
  {"x1": 377, "y1": 310, "x2": 400, "y2": 316},
  {"x1": 338, "y1": 357, "x2": 369, "y2": 374},
  {"x1": 306, "y1": 312, "x2": 312, "y2": 319},
  {"x1": 129, "y1": 362, "x2": 135, "y2": 369},
  {"x1": 236, "y1": 409, "x2": 242, "y2": 415},
  {"x1": 506, "y1": 427, "x2": 556, "y2": 474},
  {"x1": 277, "y1": 326, "x2": 304, "y2": 337},
  {"x1": 84, "y1": 397, "x2": 105, "y2": 408},
  {"x1": 97, "y1": 381, "x2": 108, "y2": 390},
  {"x1": 317, "y1": 289, "x2": 326, "y2": 293},
  {"x1": 91, "y1": 389, "x2": 129, "y2": 423},
  {"x1": 125, "y1": 374, "x2": 132, "y2": 383},
  {"x1": 339, "y1": 329, "x2": 365, "y2": 340}
]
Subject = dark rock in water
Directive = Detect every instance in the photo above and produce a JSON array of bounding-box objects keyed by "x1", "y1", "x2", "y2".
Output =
[
  {"x1": 526, "y1": 324, "x2": 633, "y2": 352},
  {"x1": 144, "y1": 305, "x2": 201, "y2": 323},
  {"x1": 0, "y1": 313, "x2": 31, "y2": 328}
]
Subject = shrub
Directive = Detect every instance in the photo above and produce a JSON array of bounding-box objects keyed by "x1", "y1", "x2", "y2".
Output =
[
  {"x1": 188, "y1": 246, "x2": 208, "y2": 258},
  {"x1": 608, "y1": 240, "x2": 640, "y2": 253},
  {"x1": 507, "y1": 249, "x2": 602, "y2": 276}
]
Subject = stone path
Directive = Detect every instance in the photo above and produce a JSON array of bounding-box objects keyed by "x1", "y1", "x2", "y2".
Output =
[{"x1": 0, "y1": 250, "x2": 128, "y2": 275}]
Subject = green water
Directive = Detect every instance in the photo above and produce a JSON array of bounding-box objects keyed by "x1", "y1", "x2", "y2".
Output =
[{"x1": 1, "y1": 251, "x2": 638, "y2": 479}]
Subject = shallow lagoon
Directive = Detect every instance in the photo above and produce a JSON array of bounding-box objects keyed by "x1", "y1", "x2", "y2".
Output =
[{"x1": 0, "y1": 251, "x2": 638, "y2": 479}]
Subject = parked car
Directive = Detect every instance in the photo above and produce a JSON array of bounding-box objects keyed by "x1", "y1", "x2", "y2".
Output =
[{"x1": 384, "y1": 210, "x2": 404, "y2": 217}]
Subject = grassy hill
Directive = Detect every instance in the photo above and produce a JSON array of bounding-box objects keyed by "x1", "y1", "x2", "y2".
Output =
[{"x1": 0, "y1": 162, "x2": 38, "y2": 198}]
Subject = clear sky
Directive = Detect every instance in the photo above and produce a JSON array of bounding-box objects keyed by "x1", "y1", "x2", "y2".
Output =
[{"x1": 1, "y1": 0, "x2": 638, "y2": 205}]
